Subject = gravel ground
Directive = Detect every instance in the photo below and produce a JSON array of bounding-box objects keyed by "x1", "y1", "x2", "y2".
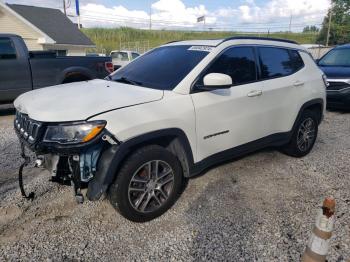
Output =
[{"x1": 0, "y1": 108, "x2": 349, "y2": 261}]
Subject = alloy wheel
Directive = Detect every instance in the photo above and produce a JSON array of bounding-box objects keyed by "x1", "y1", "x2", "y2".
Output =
[
  {"x1": 297, "y1": 118, "x2": 316, "y2": 152},
  {"x1": 128, "y1": 160, "x2": 175, "y2": 213}
]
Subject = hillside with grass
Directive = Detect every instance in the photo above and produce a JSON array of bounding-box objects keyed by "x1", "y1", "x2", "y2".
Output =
[{"x1": 82, "y1": 27, "x2": 319, "y2": 54}]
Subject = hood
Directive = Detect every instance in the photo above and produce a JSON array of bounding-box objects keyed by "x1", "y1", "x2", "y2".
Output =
[
  {"x1": 14, "y1": 79, "x2": 164, "y2": 122},
  {"x1": 319, "y1": 65, "x2": 350, "y2": 79}
]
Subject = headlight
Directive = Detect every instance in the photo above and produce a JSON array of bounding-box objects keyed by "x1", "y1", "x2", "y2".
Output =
[{"x1": 43, "y1": 121, "x2": 106, "y2": 145}]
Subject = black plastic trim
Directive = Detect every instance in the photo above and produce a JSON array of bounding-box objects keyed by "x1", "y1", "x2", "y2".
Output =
[
  {"x1": 292, "y1": 98, "x2": 324, "y2": 130},
  {"x1": 86, "y1": 128, "x2": 194, "y2": 200},
  {"x1": 166, "y1": 36, "x2": 298, "y2": 47},
  {"x1": 189, "y1": 132, "x2": 291, "y2": 177},
  {"x1": 221, "y1": 36, "x2": 298, "y2": 45}
]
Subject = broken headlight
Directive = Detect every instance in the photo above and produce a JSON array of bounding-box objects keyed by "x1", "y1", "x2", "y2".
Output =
[{"x1": 43, "y1": 121, "x2": 106, "y2": 145}]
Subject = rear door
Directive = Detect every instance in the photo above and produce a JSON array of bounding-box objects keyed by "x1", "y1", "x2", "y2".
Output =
[
  {"x1": 256, "y1": 46, "x2": 305, "y2": 134},
  {"x1": 0, "y1": 37, "x2": 32, "y2": 102}
]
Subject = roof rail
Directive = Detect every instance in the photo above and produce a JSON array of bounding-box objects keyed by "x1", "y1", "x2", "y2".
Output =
[
  {"x1": 166, "y1": 40, "x2": 180, "y2": 44},
  {"x1": 221, "y1": 36, "x2": 298, "y2": 45}
]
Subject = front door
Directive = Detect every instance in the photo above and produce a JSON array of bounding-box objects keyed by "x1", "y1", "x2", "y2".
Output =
[{"x1": 191, "y1": 46, "x2": 266, "y2": 161}]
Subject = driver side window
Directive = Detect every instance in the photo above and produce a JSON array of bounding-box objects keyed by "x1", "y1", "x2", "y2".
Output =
[{"x1": 197, "y1": 46, "x2": 257, "y2": 86}]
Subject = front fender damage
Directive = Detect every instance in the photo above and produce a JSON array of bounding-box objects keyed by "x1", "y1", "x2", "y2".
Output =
[{"x1": 86, "y1": 145, "x2": 120, "y2": 201}]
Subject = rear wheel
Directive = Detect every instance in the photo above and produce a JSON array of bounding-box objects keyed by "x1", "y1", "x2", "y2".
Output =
[
  {"x1": 108, "y1": 145, "x2": 183, "y2": 222},
  {"x1": 282, "y1": 110, "x2": 318, "y2": 157}
]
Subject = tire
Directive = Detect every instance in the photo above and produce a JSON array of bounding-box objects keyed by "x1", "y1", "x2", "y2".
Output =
[
  {"x1": 108, "y1": 145, "x2": 183, "y2": 222},
  {"x1": 282, "y1": 110, "x2": 319, "y2": 157},
  {"x1": 62, "y1": 74, "x2": 90, "y2": 84}
]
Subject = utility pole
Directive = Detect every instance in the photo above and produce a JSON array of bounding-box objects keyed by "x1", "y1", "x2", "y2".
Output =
[
  {"x1": 149, "y1": 1, "x2": 152, "y2": 30},
  {"x1": 63, "y1": 0, "x2": 66, "y2": 15},
  {"x1": 326, "y1": 7, "x2": 332, "y2": 47},
  {"x1": 289, "y1": 13, "x2": 293, "y2": 33}
]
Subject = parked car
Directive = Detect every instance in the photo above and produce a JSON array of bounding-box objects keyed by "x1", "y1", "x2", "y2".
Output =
[
  {"x1": 110, "y1": 50, "x2": 140, "y2": 70},
  {"x1": 317, "y1": 44, "x2": 350, "y2": 110},
  {"x1": 14, "y1": 37, "x2": 326, "y2": 222},
  {"x1": 0, "y1": 34, "x2": 113, "y2": 103}
]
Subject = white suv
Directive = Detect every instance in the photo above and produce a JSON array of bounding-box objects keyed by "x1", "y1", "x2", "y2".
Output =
[{"x1": 14, "y1": 37, "x2": 326, "y2": 222}]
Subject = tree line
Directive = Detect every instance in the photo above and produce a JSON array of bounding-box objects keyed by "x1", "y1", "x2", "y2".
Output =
[{"x1": 306, "y1": 0, "x2": 350, "y2": 45}]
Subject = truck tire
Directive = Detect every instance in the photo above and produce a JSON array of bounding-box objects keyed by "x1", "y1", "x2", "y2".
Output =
[
  {"x1": 62, "y1": 74, "x2": 90, "y2": 83},
  {"x1": 108, "y1": 145, "x2": 183, "y2": 222},
  {"x1": 282, "y1": 110, "x2": 318, "y2": 157}
]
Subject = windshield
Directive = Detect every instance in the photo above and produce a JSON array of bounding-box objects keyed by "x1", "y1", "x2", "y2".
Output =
[
  {"x1": 319, "y1": 48, "x2": 350, "y2": 66},
  {"x1": 109, "y1": 45, "x2": 210, "y2": 90}
]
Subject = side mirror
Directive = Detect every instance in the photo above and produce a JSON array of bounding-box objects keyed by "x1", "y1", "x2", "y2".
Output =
[{"x1": 199, "y1": 73, "x2": 232, "y2": 90}]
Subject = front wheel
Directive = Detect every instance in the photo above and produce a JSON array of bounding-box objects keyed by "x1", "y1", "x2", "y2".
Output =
[
  {"x1": 282, "y1": 110, "x2": 319, "y2": 157},
  {"x1": 108, "y1": 145, "x2": 183, "y2": 222}
]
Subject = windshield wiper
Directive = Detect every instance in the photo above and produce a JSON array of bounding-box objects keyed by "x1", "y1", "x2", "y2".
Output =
[{"x1": 114, "y1": 77, "x2": 143, "y2": 86}]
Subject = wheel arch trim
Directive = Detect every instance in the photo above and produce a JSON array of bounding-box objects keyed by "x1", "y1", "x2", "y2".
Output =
[
  {"x1": 86, "y1": 128, "x2": 194, "y2": 201},
  {"x1": 292, "y1": 98, "x2": 324, "y2": 132}
]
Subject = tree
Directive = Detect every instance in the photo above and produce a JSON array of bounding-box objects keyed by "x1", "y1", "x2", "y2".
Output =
[
  {"x1": 317, "y1": 0, "x2": 350, "y2": 45},
  {"x1": 303, "y1": 25, "x2": 320, "y2": 33}
]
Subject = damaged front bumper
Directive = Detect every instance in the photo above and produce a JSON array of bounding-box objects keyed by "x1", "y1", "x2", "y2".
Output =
[{"x1": 14, "y1": 111, "x2": 119, "y2": 203}]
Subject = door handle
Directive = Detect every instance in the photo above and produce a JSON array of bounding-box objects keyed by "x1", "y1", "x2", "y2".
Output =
[
  {"x1": 293, "y1": 80, "x2": 304, "y2": 87},
  {"x1": 247, "y1": 90, "x2": 263, "y2": 97}
]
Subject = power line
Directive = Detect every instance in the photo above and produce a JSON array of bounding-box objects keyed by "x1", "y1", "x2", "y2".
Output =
[
  {"x1": 79, "y1": 7, "x2": 325, "y2": 27},
  {"x1": 81, "y1": 14, "x2": 322, "y2": 28},
  {"x1": 81, "y1": 14, "x2": 321, "y2": 29},
  {"x1": 81, "y1": 15, "x2": 321, "y2": 33}
]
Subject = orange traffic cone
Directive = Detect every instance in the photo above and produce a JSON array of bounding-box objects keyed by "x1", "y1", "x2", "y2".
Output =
[{"x1": 302, "y1": 197, "x2": 336, "y2": 262}]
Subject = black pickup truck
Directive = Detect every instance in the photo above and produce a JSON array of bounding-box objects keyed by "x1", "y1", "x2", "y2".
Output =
[{"x1": 0, "y1": 34, "x2": 113, "y2": 103}]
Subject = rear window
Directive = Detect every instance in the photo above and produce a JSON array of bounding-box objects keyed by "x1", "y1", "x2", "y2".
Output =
[
  {"x1": 258, "y1": 47, "x2": 304, "y2": 80},
  {"x1": 131, "y1": 52, "x2": 140, "y2": 60},
  {"x1": 0, "y1": 37, "x2": 17, "y2": 59},
  {"x1": 111, "y1": 52, "x2": 129, "y2": 61}
]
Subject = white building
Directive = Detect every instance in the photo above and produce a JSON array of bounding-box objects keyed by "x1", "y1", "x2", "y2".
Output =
[{"x1": 0, "y1": 3, "x2": 95, "y2": 56}]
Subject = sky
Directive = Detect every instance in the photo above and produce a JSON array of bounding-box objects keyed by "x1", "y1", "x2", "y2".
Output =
[{"x1": 3, "y1": 0, "x2": 332, "y2": 32}]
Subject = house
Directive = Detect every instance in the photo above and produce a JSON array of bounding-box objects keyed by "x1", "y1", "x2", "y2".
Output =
[{"x1": 0, "y1": 3, "x2": 95, "y2": 56}]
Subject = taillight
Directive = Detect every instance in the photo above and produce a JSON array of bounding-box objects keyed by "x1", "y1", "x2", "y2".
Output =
[
  {"x1": 105, "y1": 62, "x2": 114, "y2": 73},
  {"x1": 322, "y1": 74, "x2": 329, "y2": 88}
]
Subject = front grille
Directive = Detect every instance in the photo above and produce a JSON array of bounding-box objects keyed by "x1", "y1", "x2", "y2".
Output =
[
  {"x1": 327, "y1": 81, "x2": 350, "y2": 91},
  {"x1": 14, "y1": 111, "x2": 42, "y2": 144}
]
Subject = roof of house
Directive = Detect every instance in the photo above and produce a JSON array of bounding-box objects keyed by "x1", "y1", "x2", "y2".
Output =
[{"x1": 7, "y1": 4, "x2": 94, "y2": 46}]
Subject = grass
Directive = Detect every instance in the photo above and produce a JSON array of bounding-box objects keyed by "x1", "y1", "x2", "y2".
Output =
[{"x1": 82, "y1": 27, "x2": 319, "y2": 54}]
